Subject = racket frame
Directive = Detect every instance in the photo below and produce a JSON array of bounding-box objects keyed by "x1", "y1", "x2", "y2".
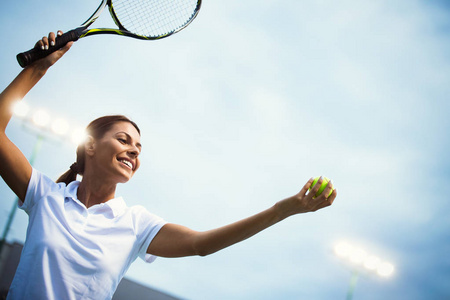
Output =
[
  {"x1": 16, "y1": 0, "x2": 202, "y2": 67},
  {"x1": 76, "y1": 0, "x2": 203, "y2": 40}
]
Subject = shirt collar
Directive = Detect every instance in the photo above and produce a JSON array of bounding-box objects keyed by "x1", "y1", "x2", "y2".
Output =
[
  {"x1": 64, "y1": 181, "x2": 127, "y2": 217},
  {"x1": 104, "y1": 197, "x2": 127, "y2": 217},
  {"x1": 64, "y1": 180, "x2": 80, "y2": 201}
]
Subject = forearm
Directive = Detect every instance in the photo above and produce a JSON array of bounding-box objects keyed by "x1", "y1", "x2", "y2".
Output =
[
  {"x1": 0, "y1": 65, "x2": 46, "y2": 200},
  {"x1": 148, "y1": 179, "x2": 335, "y2": 258},
  {"x1": 192, "y1": 180, "x2": 337, "y2": 257},
  {"x1": 194, "y1": 204, "x2": 287, "y2": 256},
  {"x1": 0, "y1": 31, "x2": 72, "y2": 132},
  {"x1": 0, "y1": 64, "x2": 48, "y2": 132}
]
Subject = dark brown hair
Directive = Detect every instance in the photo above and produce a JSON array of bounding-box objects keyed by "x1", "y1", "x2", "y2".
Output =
[{"x1": 56, "y1": 115, "x2": 140, "y2": 185}]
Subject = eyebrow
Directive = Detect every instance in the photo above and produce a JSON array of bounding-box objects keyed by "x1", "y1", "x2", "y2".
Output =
[{"x1": 116, "y1": 132, "x2": 142, "y2": 149}]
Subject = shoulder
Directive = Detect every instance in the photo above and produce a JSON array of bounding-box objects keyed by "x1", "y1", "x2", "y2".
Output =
[
  {"x1": 130, "y1": 205, "x2": 165, "y2": 218},
  {"x1": 126, "y1": 204, "x2": 166, "y2": 232},
  {"x1": 34, "y1": 169, "x2": 72, "y2": 199},
  {"x1": 128, "y1": 205, "x2": 163, "y2": 222},
  {"x1": 31, "y1": 168, "x2": 66, "y2": 190},
  {"x1": 129, "y1": 204, "x2": 150, "y2": 215},
  {"x1": 21, "y1": 168, "x2": 67, "y2": 209}
]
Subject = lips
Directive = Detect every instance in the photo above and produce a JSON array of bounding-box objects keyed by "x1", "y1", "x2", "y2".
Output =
[{"x1": 117, "y1": 157, "x2": 134, "y2": 170}]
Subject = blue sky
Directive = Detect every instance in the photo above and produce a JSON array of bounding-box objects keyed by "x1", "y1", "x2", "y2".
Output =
[{"x1": 1, "y1": 0, "x2": 449, "y2": 299}]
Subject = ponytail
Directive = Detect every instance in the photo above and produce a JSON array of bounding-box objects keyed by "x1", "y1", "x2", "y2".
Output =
[
  {"x1": 56, "y1": 166, "x2": 78, "y2": 185},
  {"x1": 56, "y1": 146, "x2": 86, "y2": 185}
]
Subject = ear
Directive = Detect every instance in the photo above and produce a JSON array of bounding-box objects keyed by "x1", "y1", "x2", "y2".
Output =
[{"x1": 84, "y1": 136, "x2": 96, "y2": 157}]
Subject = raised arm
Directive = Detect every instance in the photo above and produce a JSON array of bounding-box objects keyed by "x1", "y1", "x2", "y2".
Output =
[
  {"x1": 147, "y1": 177, "x2": 337, "y2": 257},
  {"x1": 0, "y1": 31, "x2": 72, "y2": 201}
]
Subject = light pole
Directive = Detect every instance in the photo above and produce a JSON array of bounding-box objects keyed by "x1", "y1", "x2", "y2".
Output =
[
  {"x1": 0, "y1": 102, "x2": 85, "y2": 255},
  {"x1": 346, "y1": 270, "x2": 359, "y2": 300},
  {"x1": 334, "y1": 241, "x2": 395, "y2": 300}
]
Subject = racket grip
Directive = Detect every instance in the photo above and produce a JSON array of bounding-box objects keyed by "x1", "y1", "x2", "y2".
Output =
[{"x1": 16, "y1": 30, "x2": 80, "y2": 68}]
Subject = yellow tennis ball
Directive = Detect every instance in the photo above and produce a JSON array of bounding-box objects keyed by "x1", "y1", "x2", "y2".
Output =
[{"x1": 309, "y1": 176, "x2": 334, "y2": 198}]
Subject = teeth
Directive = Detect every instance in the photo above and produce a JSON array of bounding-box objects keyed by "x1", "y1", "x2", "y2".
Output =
[{"x1": 119, "y1": 159, "x2": 132, "y2": 169}]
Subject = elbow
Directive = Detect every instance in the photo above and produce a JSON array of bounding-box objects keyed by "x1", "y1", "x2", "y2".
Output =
[
  {"x1": 193, "y1": 243, "x2": 212, "y2": 257},
  {"x1": 192, "y1": 234, "x2": 217, "y2": 257},
  {"x1": 196, "y1": 249, "x2": 210, "y2": 257},
  {"x1": 196, "y1": 248, "x2": 219, "y2": 257}
]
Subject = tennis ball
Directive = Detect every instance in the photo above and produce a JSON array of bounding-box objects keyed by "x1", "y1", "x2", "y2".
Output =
[{"x1": 309, "y1": 176, "x2": 334, "y2": 198}]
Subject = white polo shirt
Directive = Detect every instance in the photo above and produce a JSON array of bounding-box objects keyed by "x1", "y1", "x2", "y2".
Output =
[{"x1": 7, "y1": 168, "x2": 167, "y2": 300}]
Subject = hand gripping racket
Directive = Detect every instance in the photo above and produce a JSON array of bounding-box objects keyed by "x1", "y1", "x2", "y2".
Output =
[{"x1": 17, "y1": 0, "x2": 202, "y2": 68}]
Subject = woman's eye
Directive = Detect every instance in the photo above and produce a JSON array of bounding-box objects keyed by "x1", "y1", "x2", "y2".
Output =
[{"x1": 118, "y1": 138, "x2": 127, "y2": 144}]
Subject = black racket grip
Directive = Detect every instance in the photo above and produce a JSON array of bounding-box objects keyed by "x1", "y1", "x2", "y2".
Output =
[{"x1": 16, "y1": 29, "x2": 80, "y2": 68}]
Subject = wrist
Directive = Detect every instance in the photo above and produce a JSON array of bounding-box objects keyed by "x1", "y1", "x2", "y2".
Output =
[
  {"x1": 30, "y1": 61, "x2": 51, "y2": 73},
  {"x1": 273, "y1": 199, "x2": 293, "y2": 222},
  {"x1": 24, "y1": 62, "x2": 49, "y2": 81}
]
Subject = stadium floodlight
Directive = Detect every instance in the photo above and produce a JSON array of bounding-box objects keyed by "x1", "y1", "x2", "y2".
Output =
[
  {"x1": 12, "y1": 101, "x2": 30, "y2": 118},
  {"x1": 363, "y1": 255, "x2": 381, "y2": 271},
  {"x1": 333, "y1": 241, "x2": 395, "y2": 300},
  {"x1": 334, "y1": 241, "x2": 353, "y2": 258},
  {"x1": 71, "y1": 127, "x2": 87, "y2": 146},
  {"x1": 377, "y1": 262, "x2": 395, "y2": 277},
  {"x1": 349, "y1": 248, "x2": 368, "y2": 265},
  {"x1": 32, "y1": 109, "x2": 50, "y2": 127},
  {"x1": 51, "y1": 118, "x2": 70, "y2": 136}
]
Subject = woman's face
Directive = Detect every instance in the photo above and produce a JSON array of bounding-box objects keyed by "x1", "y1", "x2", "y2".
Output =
[{"x1": 91, "y1": 121, "x2": 141, "y2": 184}]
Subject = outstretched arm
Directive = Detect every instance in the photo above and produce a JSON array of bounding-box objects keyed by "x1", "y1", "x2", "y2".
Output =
[
  {"x1": 0, "y1": 31, "x2": 72, "y2": 201},
  {"x1": 147, "y1": 177, "x2": 337, "y2": 257}
]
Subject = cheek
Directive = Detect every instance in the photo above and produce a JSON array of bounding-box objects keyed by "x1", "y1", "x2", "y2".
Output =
[{"x1": 135, "y1": 159, "x2": 141, "y2": 172}]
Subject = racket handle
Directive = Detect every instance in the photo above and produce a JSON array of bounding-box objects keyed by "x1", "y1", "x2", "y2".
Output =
[{"x1": 16, "y1": 29, "x2": 80, "y2": 68}]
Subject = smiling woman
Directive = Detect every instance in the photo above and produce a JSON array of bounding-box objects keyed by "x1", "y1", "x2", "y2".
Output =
[
  {"x1": 0, "y1": 31, "x2": 337, "y2": 300},
  {"x1": 56, "y1": 116, "x2": 141, "y2": 187}
]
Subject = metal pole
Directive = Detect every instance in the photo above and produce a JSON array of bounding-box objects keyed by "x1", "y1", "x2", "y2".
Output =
[
  {"x1": 0, "y1": 135, "x2": 44, "y2": 254},
  {"x1": 345, "y1": 270, "x2": 359, "y2": 300}
]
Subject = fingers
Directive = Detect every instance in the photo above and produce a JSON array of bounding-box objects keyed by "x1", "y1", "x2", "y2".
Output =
[
  {"x1": 308, "y1": 176, "x2": 325, "y2": 198},
  {"x1": 48, "y1": 32, "x2": 56, "y2": 47},
  {"x1": 30, "y1": 30, "x2": 72, "y2": 68},
  {"x1": 283, "y1": 177, "x2": 337, "y2": 216},
  {"x1": 327, "y1": 188, "x2": 337, "y2": 205},
  {"x1": 35, "y1": 31, "x2": 64, "y2": 50},
  {"x1": 317, "y1": 181, "x2": 337, "y2": 209},
  {"x1": 60, "y1": 41, "x2": 74, "y2": 52},
  {"x1": 322, "y1": 179, "x2": 334, "y2": 199},
  {"x1": 35, "y1": 36, "x2": 47, "y2": 50},
  {"x1": 298, "y1": 177, "x2": 315, "y2": 196},
  {"x1": 306, "y1": 177, "x2": 337, "y2": 210}
]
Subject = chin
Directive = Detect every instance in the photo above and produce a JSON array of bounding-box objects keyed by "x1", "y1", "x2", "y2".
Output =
[
  {"x1": 115, "y1": 172, "x2": 133, "y2": 184},
  {"x1": 116, "y1": 166, "x2": 136, "y2": 184},
  {"x1": 120, "y1": 175, "x2": 133, "y2": 183}
]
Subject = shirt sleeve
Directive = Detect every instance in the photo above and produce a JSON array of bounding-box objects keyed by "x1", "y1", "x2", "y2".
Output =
[
  {"x1": 20, "y1": 168, "x2": 60, "y2": 215},
  {"x1": 133, "y1": 205, "x2": 168, "y2": 263}
]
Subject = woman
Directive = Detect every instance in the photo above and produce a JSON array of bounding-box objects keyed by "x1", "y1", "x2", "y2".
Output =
[{"x1": 0, "y1": 32, "x2": 337, "y2": 300}]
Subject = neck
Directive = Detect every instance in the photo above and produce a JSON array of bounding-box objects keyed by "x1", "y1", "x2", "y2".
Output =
[{"x1": 77, "y1": 175, "x2": 117, "y2": 208}]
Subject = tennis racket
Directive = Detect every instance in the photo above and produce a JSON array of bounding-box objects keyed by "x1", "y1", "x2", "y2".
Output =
[{"x1": 17, "y1": 0, "x2": 202, "y2": 68}]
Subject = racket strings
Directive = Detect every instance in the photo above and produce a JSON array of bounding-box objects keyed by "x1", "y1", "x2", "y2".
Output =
[{"x1": 112, "y1": 0, "x2": 199, "y2": 37}]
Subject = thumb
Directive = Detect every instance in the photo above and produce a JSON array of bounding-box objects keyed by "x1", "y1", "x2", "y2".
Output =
[{"x1": 45, "y1": 41, "x2": 74, "y2": 66}]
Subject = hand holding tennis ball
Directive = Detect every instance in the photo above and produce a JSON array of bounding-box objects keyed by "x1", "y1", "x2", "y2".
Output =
[
  {"x1": 309, "y1": 176, "x2": 335, "y2": 198},
  {"x1": 274, "y1": 176, "x2": 337, "y2": 217}
]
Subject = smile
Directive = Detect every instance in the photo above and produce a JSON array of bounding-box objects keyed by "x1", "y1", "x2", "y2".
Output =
[{"x1": 118, "y1": 158, "x2": 133, "y2": 170}]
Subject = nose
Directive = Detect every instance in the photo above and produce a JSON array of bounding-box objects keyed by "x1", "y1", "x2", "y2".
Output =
[{"x1": 127, "y1": 145, "x2": 140, "y2": 157}]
